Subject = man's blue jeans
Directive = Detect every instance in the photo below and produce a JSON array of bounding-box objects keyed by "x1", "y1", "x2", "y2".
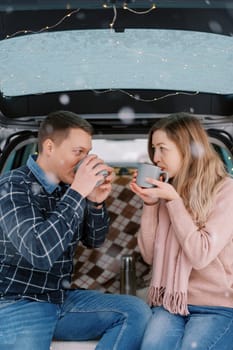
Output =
[
  {"x1": 141, "y1": 305, "x2": 233, "y2": 350},
  {"x1": 0, "y1": 289, "x2": 151, "y2": 350}
]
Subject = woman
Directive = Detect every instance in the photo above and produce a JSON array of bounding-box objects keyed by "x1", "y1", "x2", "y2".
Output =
[{"x1": 130, "y1": 112, "x2": 233, "y2": 350}]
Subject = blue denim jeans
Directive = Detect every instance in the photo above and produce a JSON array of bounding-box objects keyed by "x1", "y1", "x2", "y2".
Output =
[
  {"x1": 141, "y1": 305, "x2": 233, "y2": 350},
  {"x1": 0, "y1": 289, "x2": 151, "y2": 350}
]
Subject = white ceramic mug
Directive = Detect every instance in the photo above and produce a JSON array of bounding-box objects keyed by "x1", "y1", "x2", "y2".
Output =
[{"x1": 136, "y1": 163, "x2": 169, "y2": 188}]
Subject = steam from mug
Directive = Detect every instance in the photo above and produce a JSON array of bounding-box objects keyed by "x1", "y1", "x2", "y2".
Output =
[
  {"x1": 74, "y1": 158, "x2": 108, "y2": 187},
  {"x1": 136, "y1": 163, "x2": 169, "y2": 188}
]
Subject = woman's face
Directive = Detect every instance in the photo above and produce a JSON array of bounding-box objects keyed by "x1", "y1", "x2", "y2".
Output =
[{"x1": 151, "y1": 129, "x2": 183, "y2": 178}]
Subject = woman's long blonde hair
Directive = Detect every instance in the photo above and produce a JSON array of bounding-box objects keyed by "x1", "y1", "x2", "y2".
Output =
[{"x1": 148, "y1": 113, "x2": 228, "y2": 226}]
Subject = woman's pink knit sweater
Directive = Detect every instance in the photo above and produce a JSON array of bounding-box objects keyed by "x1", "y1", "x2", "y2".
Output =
[{"x1": 138, "y1": 177, "x2": 233, "y2": 309}]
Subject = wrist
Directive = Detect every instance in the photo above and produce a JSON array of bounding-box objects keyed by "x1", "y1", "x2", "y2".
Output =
[
  {"x1": 143, "y1": 200, "x2": 159, "y2": 206},
  {"x1": 87, "y1": 199, "x2": 104, "y2": 208}
]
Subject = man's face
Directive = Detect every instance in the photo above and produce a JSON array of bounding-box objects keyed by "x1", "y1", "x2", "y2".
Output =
[{"x1": 47, "y1": 128, "x2": 92, "y2": 184}]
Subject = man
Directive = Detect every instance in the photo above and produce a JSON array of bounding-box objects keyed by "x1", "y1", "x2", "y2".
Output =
[{"x1": 0, "y1": 111, "x2": 151, "y2": 350}]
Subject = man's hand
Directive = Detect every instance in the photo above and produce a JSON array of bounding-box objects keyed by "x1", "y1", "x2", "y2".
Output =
[{"x1": 71, "y1": 155, "x2": 114, "y2": 201}]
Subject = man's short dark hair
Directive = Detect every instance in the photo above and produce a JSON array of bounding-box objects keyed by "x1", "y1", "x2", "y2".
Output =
[{"x1": 38, "y1": 110, "x2": 94, "y2": 152}]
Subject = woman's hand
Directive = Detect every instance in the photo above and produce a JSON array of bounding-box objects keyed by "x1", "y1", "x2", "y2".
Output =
[
  {"x1": 130, "y1": 170, "x2": 180, "y2": 203},
  {"x1": 130, "y1": 170, "x2": 158, "y2": 205},
  {"x1": 145, "y1": 178, "x2": 180, "y2": 202}
]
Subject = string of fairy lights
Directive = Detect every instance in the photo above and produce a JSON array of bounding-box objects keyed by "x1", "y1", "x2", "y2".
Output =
[
  {"x1": 104, "y1": 3, "x2": 157, "y2": 28},
  {"x1": 3, "y1": 2, "x2": 200, "y2": 103},
  {"x1": 4, "y1": 3, "x2": 157, "y2": 39},
  {"x1": 4, "y1": 8, "x2": 81, "y2": 39},
  {"x1": 93, "y1": 89, "x2": 199, "y2": 103}
]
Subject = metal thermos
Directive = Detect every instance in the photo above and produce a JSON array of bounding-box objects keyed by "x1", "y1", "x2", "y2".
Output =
[{"x1": 120, "y1": 255, "x2": 136, "y2": 295}]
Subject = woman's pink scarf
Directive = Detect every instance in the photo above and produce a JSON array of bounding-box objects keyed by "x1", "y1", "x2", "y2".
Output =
[{"x1": 148, "y1": 201, "x2": 192, "y2": 315}]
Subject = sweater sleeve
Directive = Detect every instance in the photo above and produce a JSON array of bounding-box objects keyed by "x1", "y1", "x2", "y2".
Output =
[
  {"x1": 138, "y1": 202, "x2": 160, "y2": 265},
  {"x1": 166, "y1": 178, "x2": 233, "y2": 270}
]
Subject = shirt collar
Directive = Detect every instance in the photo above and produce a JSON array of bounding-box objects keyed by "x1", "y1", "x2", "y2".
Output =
[{"x1": 27, "y1": 154, "x2": 60, "y2": 194}]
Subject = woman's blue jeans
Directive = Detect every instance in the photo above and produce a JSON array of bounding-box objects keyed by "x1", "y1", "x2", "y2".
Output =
[
  {"x1": 141, "y1": 305, "x2": 233, "y2": 350},
  {"x1": 0, "y1": 289, "x2": 151, "y2": 350}
]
